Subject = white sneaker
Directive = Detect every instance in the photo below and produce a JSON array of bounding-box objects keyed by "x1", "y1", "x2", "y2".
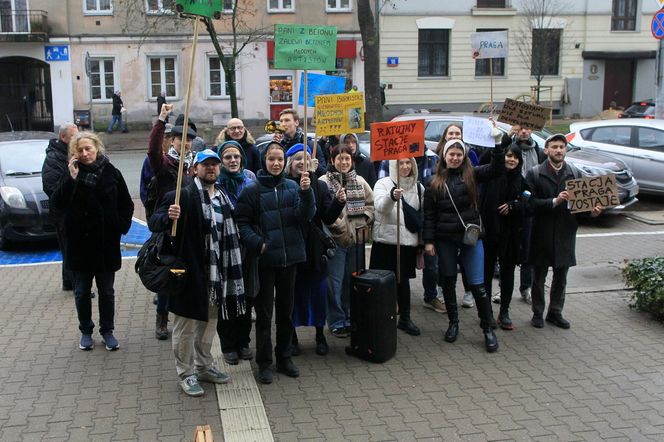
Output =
[
  {"x1": 491, "y1": 291, "x2": 501, "y2": 304},
  {"x1": 462, "y1": 291, "x2": 474, "y2": 308},
  {"x1": 520, "y1": 288, "x2": 532, "y2": 305}
]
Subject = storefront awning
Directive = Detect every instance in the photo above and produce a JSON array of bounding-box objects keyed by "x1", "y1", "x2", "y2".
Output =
[
  {"x1": 582, "y1": 50, "x2": 656, "y2": 60},
  {"x1": 267, "y1": 40, "x2": 357, "y2": 60}
]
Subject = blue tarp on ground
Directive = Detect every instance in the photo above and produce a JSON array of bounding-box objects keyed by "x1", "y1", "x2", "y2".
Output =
[{"x1": 0, "y1": 218, "x2": 151, "y2": 266}]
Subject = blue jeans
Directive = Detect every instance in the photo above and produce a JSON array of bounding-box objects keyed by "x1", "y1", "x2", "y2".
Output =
[
  {"x1": 107, "y1": 114, "x2": 126, "y2": 133},
  {"x1": 422, "y1": 252, "x2": 439, "y2": 302},
  {"x1": 326, "y1": 244, "x2": 358, "y2": 330},
  {"x1": 156, "y1": 292, "x2": 169, "y2": 315},
  {"x1": 73, "y1": 271, "x2": 115, "y2": 335},
  {"x1": 435, "y1": 238, "x2": 484, "y2": 286}
]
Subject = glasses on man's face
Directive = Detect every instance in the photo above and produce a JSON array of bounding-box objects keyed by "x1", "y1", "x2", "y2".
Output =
[{"x1": 228, "y1": 126, "x2": 244, "y2": 132}]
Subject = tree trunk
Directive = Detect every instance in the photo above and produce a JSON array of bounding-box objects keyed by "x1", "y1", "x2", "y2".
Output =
[
  {"x1": 357, "y1": 0, "x2": 383, "y2": 128},
  {"x1": 205, "y1": 18, "x2": 239, "y2": 118}
]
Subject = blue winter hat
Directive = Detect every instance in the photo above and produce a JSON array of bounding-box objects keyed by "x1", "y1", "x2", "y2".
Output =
[
  {"x1": 193, "y1": 149, "x2": 221, "y2": 165},
  {"x1": 285, "y1": 143, "x2": 311, "y2": 158}
]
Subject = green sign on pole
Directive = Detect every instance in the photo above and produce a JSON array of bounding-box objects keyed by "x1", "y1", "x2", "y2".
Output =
[
  {"x1": 274, "y1": 24, "x2": 338, "y2": 70},
  {"x1": 175, "y1": 0, "x2": 224, "y2": 19}
]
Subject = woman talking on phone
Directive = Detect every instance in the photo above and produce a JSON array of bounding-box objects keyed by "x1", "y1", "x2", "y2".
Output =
[{"x1": 52, "y1": 132, "x2": 134, "y2": 351}]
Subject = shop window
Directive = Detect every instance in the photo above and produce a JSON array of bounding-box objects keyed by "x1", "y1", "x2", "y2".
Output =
[
  {"x1": 418, "y1": 29, "x2": 449, "y2": 77},
  {"x1": 269, "y1": 76, "x2": 293, "y2": 103}
]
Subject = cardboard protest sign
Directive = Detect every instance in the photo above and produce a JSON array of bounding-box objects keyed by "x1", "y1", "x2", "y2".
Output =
[
  {"x1": 315, "y1": 93, "x2": 365, "y2": 136},
  {"x1": 471, "y1": 31, "x2": 508, "y2": 59},
  {"x1": 498, "y1": 98, "x2": 548, "y2": 130},
  {"x1": 274, "y1": 24, "x2": 337, "y2": 70},
  {"x1": 370, "y1": 120, "x2": 425, "y2": 162},
  {"x1": 462, "y1": 116, "x2": 495, "y2": 148},
  {"x1": 175, "y1": 0, "x2": 224, "y2": 18},
  {"x1": 298, "y1": 73, "x2": 346, "y2": 107},
  {"x1": 566, "y1": 175, "x2": 620, "y2": 213}
]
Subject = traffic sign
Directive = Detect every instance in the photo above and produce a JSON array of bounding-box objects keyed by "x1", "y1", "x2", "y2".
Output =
[
  {"x1": 652, "y1": 9, "x2": 664, "y2": 39},
  {"x1": 45, "y1": 45, "x2": 69, "y2": 61}
]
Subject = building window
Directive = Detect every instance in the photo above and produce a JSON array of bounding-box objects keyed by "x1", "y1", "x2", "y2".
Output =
[
  {"x1": 477, "y1": 0, "x2": 506, "y2": 7},
  {"x1": 326, "y1": 0, "x2": 351, "y2": 12},
  {"x1": 268, "y1": 0, "x2": 294, "y2": 12},
  {"x1": 145, "y1": 0, "x2": 174, "y2": 14},
  {"x1": 475, "y1": 28, "x2": 506, "y2": 76},
  {"x1": 84, "y1": 0, "x2": 113, "y2": 15},
  {"x1": 222, "y1": 0, "x2": 235, "y2": 12},
  {"x1": 418, "y1": 29, "x2": 449, "y2": 77},
  {"x1": 89, "y1": 58, "x2": 115, "y2": 101},
  {"x1": 208, "y1": 56, "x2": 238, "y2": 98},
  {"x1": 612, "y1": 0, "x2": 637, "y2": 31},
  {"x1": 531, "y1": 28, "x2": 561, "y2": 76},
  {"x1": 149, "y1": 56, "x2": 177, "y2": 99}
]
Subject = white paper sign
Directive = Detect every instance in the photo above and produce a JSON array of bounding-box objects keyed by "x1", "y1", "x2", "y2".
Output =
[
  {"x1": 462, "y1": 116, "x2": 495, "y2": 148},
  {"x1": 471, "y1": 31, "x2": 508, "y2": 59}
]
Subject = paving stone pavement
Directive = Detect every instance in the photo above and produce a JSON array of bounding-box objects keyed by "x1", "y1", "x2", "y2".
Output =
[{"x1": 0, "y1": 217, "x2": 663, "y2": 441}]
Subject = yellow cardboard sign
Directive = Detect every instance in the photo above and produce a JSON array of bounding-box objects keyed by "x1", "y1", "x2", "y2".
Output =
[{"x1": 314, "y1": 92, "x2": 365, "y2": 136}]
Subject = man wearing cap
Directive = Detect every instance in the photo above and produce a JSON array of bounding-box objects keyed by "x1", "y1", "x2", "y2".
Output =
[
  {"x1": 525, "y1": 134, "x2": 602, "y2": 330},
  {"x1": 149, "y1": 149, "x2": 245, "y2": 397},
  {"x1": 215, "y1": 118, "x2": 261, "y2": 174},
  {"x1": 145, "y1": 105, "x2": 196, "y2": 340}
]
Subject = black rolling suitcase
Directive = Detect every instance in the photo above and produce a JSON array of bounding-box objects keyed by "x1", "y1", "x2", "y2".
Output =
[{"x1": 345, "y1": 227, "x2": 397, "y2": 363}]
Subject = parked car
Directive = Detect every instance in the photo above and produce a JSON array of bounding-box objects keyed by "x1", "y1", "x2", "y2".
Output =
[
  {"x1": 0, "y1": 132, "x2": 56, "y2": 249},
  {"x1": 390, "y1": 113, "x2": 639, "y2": 209},
  {"x1": 567, "y1": 119, "x2": 664, "y2": 195},
  {"x1": 619, "y1": 99, "x2": 655, "y2": 119}
]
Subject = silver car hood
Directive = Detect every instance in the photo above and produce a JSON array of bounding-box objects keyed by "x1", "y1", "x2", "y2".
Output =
[{"x1": 567, "y1": 148, "x2": 628, "y2": 172}]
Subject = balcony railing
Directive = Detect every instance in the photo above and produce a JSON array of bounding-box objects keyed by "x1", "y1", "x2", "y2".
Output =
[{"x1": 0, "y1": 10, "x2": 48, "y2": 41}]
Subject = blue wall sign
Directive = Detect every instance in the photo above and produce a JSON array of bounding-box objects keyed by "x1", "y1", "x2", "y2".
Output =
[
  {"x1": 45, "y1": 45, "x2": 70, "y2": 61},
  {"x1": 387, "y1": 57, "x2": 399, "y2": 67}
]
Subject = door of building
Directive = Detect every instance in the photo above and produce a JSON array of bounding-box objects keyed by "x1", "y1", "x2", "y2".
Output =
[
  {"x1": 0, "y1": 56, "x2": 54, "y2": 132},
  {"x1": 603, "y1": 59, "x2": 634, "y2": 110}
]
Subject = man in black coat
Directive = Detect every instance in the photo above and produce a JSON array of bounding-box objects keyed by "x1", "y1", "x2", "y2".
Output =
[
  {"x1": 149, "y1": 149, "x2": 244, "y2": 397},
  {"x1": 106, "y1": 91, "x2": 128, "y2": 133},
  {"x1": 525, "y1": 134, "x2": 602, "y2": 329},
  {"x1": 42, "y1": 122, "x2": 78, "y2": 291}
]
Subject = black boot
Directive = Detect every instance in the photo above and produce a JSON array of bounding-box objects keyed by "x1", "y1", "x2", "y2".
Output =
[
  {"x1": 291, "y1": 330, "x2": 301, "y2": 356},
  {"x1": 471, "y1": 284, "x2": 499, "y2": 352},
  {"x1": 442, "y1": 277, "x2": 459, "y2": 343},
  {"x1": 396, "y1": 280, "x2": 420, "y2": 336},
  {"x1": 315, "y1": 326, "x2": 329, "y2": 355},
  {"x1": 155, "y1": 313, "x2": 169, "y2": 340}
]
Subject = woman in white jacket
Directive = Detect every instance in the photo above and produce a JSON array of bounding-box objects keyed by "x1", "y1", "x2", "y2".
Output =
[{"x1": 370, "y1": 158, "x2": 423, "y2": 336}]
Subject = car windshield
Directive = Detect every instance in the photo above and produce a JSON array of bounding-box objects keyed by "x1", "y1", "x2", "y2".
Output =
[
  {"x1": 0, "y1": 140, "x2": 47, "y2": 175},
  {"x1": 625, "y1": 103, "x2": 654, "y2": 115}
]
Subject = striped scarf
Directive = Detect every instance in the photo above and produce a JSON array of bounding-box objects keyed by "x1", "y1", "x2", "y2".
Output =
[
  {"x1": 195, "y1": 178, "x2": 245, "y2": 319},
  {"x1": 326, "y1": 169, "x2": 366, "y2": 217}
]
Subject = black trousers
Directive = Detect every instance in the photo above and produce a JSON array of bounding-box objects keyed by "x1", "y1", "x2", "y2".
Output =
[
  {"x1": 217, "y1": 297, "x2": 254, "y2": 353},
  {"x1": 532, "y1": 265, "x2": 569, "y2": 316},
  {"x1": 483, "y1": 241, "x2": 517, "y2": 312},
  {"x1": 255, "y1": 265, "x2": 296, "y2": 369},
  {"x1": 55, "y1": 220, "x2": 73, "y2": 286}
]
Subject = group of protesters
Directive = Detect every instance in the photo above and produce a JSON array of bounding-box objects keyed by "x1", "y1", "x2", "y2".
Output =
[{"x1": 43, "y1": 103, "x2": 601, "y2": 397}]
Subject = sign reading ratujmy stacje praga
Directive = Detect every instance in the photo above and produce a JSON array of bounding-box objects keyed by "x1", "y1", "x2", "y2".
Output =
[{"x1": 274, "y1": 24, "x2": 338, "y2": 70}]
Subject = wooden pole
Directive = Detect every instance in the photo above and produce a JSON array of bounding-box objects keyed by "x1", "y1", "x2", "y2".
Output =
[
  {"x1": 489, "y1": 57, "x2": 494, "y2": 110},
  {"x1": 303, "y1": 70, "x2": 309, "y2": 174},
  {"x1": 171, "y1": 17, "x2": 200, "y2": 237},
  {"x1": 396, "y1": 172, "x2": 401, "y2": 284}
]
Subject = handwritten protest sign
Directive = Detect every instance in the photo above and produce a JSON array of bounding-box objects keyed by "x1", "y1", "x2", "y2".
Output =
[
  {"x1": 498, "y1": 98, "x2": 548, "y2": 130},
  {"x1": 315, "y1": 93, "x2": 365, "y2": 136},
  {"x1": 370, "y1": 120, "x2": 425, "y2": 162},
  {"x1": 566, "y1": 175, "x2": 620, "y2": 213},
  {"x1": 462, "y1": 116, "x2": 495, "y2": 148},
  {"x1": 298, "y1": 73, "x2": 346, "y2": 107},
  {"x1": 274, "y1": 24, "x2": 337, "y2": 70},
  {"x1": 471, "y1": 31, "x2": 508, "y2": 59}
]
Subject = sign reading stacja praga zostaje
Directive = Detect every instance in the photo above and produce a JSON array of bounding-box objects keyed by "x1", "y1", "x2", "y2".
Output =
[{"x1": 274, "y1": 24, "x2": 338, "y2": 70}]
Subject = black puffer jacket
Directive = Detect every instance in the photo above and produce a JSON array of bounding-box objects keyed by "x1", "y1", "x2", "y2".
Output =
[
  {"x1": 423, "y1": 148, "x2": 503, "y2": 244},
  {"x1": 41, "y1": 138, "x2": 69, "y2": 221},
  {"x1": 51, "y1": 161, "x2": 134, "y2": 272},
  {"x1": 235, "y1": 170, "x2": 315, "y2": 268}
]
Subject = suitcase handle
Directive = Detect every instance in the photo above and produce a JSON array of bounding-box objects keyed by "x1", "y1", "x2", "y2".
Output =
[{"x1": 352, "y1": 226, "x2": 369, "y2": 276}]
